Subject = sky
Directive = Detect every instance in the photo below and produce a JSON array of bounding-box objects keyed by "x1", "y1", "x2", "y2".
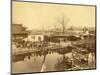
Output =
[{"x1": 12, "y1": 1, "x2": 96, "y2": 30}]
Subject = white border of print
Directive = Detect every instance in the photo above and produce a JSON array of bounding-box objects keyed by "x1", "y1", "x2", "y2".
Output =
[{"x1": 0, "y1": 0, "x2": 100, "y2": 75}]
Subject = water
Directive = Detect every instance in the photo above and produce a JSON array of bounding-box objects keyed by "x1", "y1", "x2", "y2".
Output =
[
  {"x1": 12, "y1": 52, "x2": 72, "y2": 74},
  {"x1": 12, "y1": 49, "x2": 95, "y2": 74}
]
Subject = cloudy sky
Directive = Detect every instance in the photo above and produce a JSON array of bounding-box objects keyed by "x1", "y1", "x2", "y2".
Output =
[{"x1": 12, "y1": 1, "x2": 96, "y2": 30}]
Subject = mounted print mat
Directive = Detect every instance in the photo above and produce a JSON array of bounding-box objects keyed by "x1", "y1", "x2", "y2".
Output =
[{"x1": 12, "y1": 0, "x2": 96, "y2": 74}]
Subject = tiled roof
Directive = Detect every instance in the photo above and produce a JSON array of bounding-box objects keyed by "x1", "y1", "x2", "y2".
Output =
[{"x1": 12, "y1": 24, "x2": 28, "y2": 34}]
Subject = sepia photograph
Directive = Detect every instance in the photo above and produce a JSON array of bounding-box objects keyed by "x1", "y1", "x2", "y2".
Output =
[{"x1": 12, "y1": 0, "x2": 96, "y2": 74}]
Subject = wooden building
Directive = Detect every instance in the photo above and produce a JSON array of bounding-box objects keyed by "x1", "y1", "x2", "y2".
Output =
[{"x1": 12, "y1": 24, "x2": 28, "y2": 42}]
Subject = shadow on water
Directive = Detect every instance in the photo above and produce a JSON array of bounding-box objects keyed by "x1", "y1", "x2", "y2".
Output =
[
  {"x1": 13, "y1": 53, "x2": 32, "y2": 62},
  {"x1": 53, "y1": 46, "x2": 75, "y2": 71},
  {"x1": 54, "y1": 56, "x2": 72, "y2": 71},
  {"x1": 13, "y1": 46, "x2": 74, "y2": 62}
]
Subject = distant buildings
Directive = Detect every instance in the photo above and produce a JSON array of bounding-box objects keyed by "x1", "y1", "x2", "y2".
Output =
[
  {"x1": 26, "y1": 34, "x2": 45, "y2": 42},
  {"x1": 12, "y1": 24, "x2": 95, "y2": 44}
]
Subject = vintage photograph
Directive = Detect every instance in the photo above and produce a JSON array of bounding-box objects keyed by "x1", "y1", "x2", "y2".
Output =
[{"x1": 12, "y1": 1, "x2": 96, "y2": 74}]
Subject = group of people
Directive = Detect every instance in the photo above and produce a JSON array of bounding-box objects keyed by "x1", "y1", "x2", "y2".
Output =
[{"x1": 13, "y1": 40, "x2": 48, "y2": 49}]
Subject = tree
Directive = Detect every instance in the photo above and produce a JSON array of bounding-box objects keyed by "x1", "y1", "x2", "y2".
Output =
[{"x1": 56, "y1": 14, "x2": 69, "y2": 34}]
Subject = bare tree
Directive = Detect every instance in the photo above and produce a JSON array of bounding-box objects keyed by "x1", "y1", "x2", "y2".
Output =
[{"x1": 56, "y1": 14, "x2": 69, "y2": 34}]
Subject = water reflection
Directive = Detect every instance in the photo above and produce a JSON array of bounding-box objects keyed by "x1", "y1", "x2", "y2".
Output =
[
  {"x1": 12, "y1": 46, "x2": 95, "y2": 73},
  {"x1": 55, "y1": 56, "x2": 72, "y2": 71}
]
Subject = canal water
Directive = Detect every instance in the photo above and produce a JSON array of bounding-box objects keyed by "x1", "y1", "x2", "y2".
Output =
[{"x1": 12, "y1": 52, "x2": 72, "y2": 74}]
